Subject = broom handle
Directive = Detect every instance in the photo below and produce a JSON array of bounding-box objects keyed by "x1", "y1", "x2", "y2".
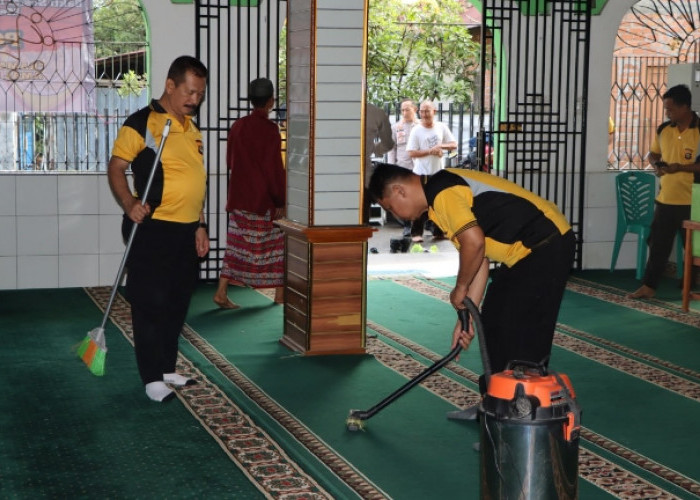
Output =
[{"x1": 99, "y1": 119, "x2": 172, "y2": 329}]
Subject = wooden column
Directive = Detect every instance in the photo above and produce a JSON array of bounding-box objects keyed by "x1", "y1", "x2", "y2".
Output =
[
  {"x1": 277, "y1": 220, "x2": 374, "y2": 355},
  {"x1": 282, "y1": 0, "x2": 369, "y2": 354}
]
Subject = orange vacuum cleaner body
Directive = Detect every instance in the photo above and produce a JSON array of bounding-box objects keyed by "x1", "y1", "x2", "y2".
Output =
[
  {"x1": 485, "y1": 367, "x2": 580, "y2": 441},
  {"x1": 479, "y1": 363, "x2": 582, "y2": 500}
]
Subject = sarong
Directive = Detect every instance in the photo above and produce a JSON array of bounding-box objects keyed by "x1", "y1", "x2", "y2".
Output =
[{"x1": 220, "y1": 210, "x2": 284, "y2": 287}]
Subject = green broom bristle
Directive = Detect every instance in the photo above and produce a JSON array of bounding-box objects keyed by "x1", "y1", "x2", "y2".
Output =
[
  {"x1": 75, "y1": 336, "x2": 91, "y2": 358},
  {"x1": 75, "y1": 329, "x2": 107, "y2": 376},
  {"x1": 89, "y1": 349, "x2": 106, "y2": 376}
]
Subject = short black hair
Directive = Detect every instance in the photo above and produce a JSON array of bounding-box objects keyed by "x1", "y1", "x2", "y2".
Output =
[
  {"x1": 663, "y1": 84, "x2": 692, "y2": 108},
  {"x1": 167, "y1": 56, "x2": 208, "y2": 85},
  {"x1": 368, "y1": 162, "x2": 415, "y2": 201},
  {"x1": 251, "y1": 95, "x2": 270, "y2": 108}
]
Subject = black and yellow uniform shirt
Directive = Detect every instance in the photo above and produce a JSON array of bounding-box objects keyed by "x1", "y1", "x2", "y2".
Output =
[
  {"x1": 651, "y1": 113, "x2": 700, "y2": 205},
  {"x1": 425, "y1": 169, "x2": 571, "y2": 267},
  {"x1": 111, "y1": 99, "x2": 206, "y2": 223}
]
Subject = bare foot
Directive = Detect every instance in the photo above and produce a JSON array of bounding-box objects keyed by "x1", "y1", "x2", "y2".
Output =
[
  {"x1": 627, "y1": 285, "x2": 655, "y2": 299},
  {"x1": 213, "y1": 295, "x2": 240, "y2": 309}
]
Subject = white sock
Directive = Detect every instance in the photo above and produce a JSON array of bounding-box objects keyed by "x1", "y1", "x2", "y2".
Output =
[
  {"x1": 145, "y1": 381, "x2": 174, "y2": 402},
  {"x1": 163, "y1": 372, "x2": 195, "y2": 386}
]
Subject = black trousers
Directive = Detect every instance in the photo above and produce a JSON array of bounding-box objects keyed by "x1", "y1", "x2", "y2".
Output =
[
  {"x1": 643, "y1": 201, "x2": 690, "y2": 289},
  {"x1": 122, "y1": 217, "x2": 199, "y2": 385},
  {"x1": 479, "y1": 230, "x2": 576, "y2": 374}
]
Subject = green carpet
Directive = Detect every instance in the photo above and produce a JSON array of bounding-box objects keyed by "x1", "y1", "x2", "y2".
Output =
[
  {"x1": 0, "y1": 288, "x2": 265, "y2": 498},
  {"x1": 2, "y1": 269, "x2": 700, "y2": 498},
  {"x1": 179, "y1": 275, "x2": 700, "y2": 498}
]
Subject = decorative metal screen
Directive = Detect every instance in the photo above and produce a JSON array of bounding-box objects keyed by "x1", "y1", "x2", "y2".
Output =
[
  {"x1": 0, "y1": 1, "x2": 148, "y2": 172},
  {"x1": 610, "y1": 0, "x2": 700, "y2": 171},
  {"x1": 609, "y1": 55, "x2": 674, "y2": 170},
  {"x1": 194, "y1": 0, "x2": 287, "y2": 280},
  {"x1": 478, "y1": 0, "x2": 591, "y2": 269}
]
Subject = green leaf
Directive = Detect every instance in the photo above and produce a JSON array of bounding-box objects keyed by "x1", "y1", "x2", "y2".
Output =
[{"x1": 367, "y1": 0, "x2": 480, "y2": 105}]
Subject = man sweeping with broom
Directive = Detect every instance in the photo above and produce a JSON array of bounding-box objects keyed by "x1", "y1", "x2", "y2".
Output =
[{"x1": 106, "y1": 56, "x2": 210, "y2": 402}]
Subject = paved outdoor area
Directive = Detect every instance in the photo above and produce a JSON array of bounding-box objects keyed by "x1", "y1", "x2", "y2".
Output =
[{"x1": 366, "y1": 214, "x2": 458, "y2": 277}]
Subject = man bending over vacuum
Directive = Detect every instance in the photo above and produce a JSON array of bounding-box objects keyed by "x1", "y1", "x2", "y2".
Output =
[{"x1": 368, "y1": 163, "x2": 575, "y2": 419}]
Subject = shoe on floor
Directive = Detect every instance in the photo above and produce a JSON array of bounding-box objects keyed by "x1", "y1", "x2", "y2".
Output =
[
  {"x1": 389, "y1": 238, "x2": 402, "y2": 253},
  {"x1": 411, "y1": 236, "x2": 424, "y2": 243}
]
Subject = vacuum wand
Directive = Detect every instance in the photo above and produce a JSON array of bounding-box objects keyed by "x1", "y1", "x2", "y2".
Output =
[{"x1": 346, "y1": 298, "x2": 481, "y2": 431}]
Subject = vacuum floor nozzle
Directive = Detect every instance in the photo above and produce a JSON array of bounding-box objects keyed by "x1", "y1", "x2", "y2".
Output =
[{"x1": 345, "y1": 299, "x2": 481, "y2": 431}]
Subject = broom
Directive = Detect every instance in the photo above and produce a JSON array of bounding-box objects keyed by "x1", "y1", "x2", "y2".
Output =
[{"x1": 77, "y1": 119, "x2": 172, "y2": 376}]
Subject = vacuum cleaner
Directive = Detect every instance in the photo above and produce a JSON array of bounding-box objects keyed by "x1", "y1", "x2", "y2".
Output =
[
  {"x1": 346, "y1": 298, "x2": 582, "y2": 499},
  {"x1": 479, "y1": 360, "x2": 581, "y2": 499},
  {"x1": 346, "y1": 298, "x2": 484, "y2": 431}
]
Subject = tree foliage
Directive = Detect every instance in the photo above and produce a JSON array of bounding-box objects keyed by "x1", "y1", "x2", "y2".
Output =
[
  {"x1": 367, "y1": 0, "x2": 480, "y2": 105},
  {"x1": 117, "y1": 70, "x2": 148, "y2": 97},
  {"x1": 278, "y1": 22, "x2": 287, "y2": 104},
  {"x1": 92, "y1": 0, "x2": 147, "y2": 59}
]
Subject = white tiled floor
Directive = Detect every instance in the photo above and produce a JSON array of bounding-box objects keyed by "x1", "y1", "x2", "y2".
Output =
[{"x1": 367, "y1": 218, "x2": 458, "y2": 277}]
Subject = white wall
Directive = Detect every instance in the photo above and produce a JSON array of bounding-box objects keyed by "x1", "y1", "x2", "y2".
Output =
[
  {"x1": 583, "y1": 0, "x2": 657, "y2": 271},
  {"x1": 143, "y1": 0, "x2": 197, "y2": 96},
  {"x1": 0, "y1": 173, "x2": 124, "y2": 288}
]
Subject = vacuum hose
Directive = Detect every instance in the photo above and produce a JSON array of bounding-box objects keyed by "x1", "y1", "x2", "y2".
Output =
[{"x1": 346, "y1": 297, "x2": 486, "y2": 431}]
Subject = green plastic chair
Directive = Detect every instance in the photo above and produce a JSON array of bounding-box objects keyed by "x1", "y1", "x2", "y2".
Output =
[{"x1": 610, "y1": 171, "x2": 683, "y2": 279}]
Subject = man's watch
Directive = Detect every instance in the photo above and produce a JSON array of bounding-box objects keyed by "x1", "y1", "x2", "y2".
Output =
[{"x1": 198, "y1": 222, "x2": 208, "y2": 230}]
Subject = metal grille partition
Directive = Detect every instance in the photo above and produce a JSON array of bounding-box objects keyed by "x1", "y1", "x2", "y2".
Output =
[
  {"x1": 609, "y1": 55, "x2": 680, "y2": 171},
  {"x1": 478, "y1": 0, "x2": 591, "y2": 269},
  {"x1": 0, "y1": 2, "x2": 148, "y2": 172},
  {"x1": 194, "y1": 0, "x2": 287, "y2": 280}
]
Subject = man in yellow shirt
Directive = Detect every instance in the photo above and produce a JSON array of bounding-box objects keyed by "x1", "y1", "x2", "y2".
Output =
[
  {"x1": 629, "y1": 85, "x2": 700, "y2": 299},
  {"x1": 108, "y1": 56, "x2": 210, "y2": 402},
  {"x1": 368, "y1": 163, "x2": 574, "y2": 418}
]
